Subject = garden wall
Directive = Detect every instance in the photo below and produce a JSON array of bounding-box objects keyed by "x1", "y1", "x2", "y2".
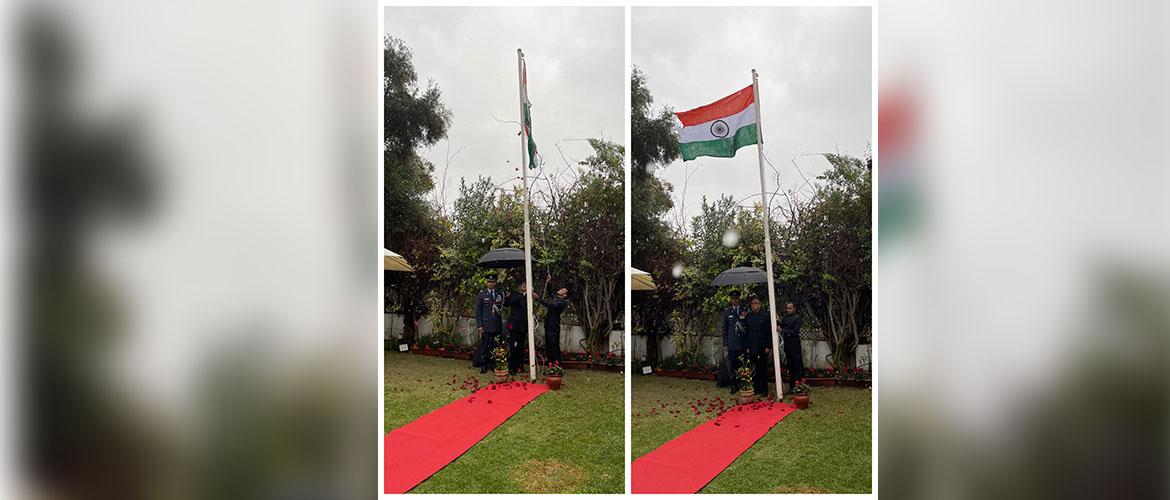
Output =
[
  {"x1": 385, "y1": 313, "x2": 623, "y2": 353},
  {"x1": 630, "y1": 334, "x2": 871, "y2": 370}
]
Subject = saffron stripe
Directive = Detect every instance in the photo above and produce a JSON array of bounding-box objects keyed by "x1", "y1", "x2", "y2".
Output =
[{"x1": 674, "y1": 85, "x2": 755, "y2": 127}]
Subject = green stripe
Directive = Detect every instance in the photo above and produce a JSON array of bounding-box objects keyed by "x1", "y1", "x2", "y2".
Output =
[{"x1": 678, "y1": 123, "x2": 758, "y2": 161}]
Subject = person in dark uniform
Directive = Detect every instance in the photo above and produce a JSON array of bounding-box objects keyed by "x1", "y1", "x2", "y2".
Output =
[
  {"x1": 536, "y1": 274, "x2": 568, "y2": 365},
  {"x1": 472, "y1": 276, "x2": 505, "y2": 373},
  {"x1": 721, "y1": 290, "x2": 748, "y2": 394},
  {"x1": 743, "y1": 296, "x2": 775, "y2": 397},
  {"x1": 779, "y1": 301, "x2": 805, "y2": 395},
  {"x1": 503, "y1": 282, "x2": 537, "y2": 375}
]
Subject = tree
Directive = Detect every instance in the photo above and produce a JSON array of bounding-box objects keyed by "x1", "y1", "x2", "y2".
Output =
[
  {"x1": 383, "y1": 35, "x2": 452, "y2": 342},
  {"x1": 547, "y1": 139, "x2": 625, "y2": 353},
  {"x1": 783, "y1": 153, "x2": 872, "y2": 368},
  {"x1": 630, "y1": 66, "x2": 685, "y2": 364}
]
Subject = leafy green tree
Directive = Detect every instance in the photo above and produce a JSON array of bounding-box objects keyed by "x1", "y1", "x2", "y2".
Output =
[
  {"x1": 782, "y1": 153, "x2": 872, "y2": 367},
  {"x1": 383, "y1": 35, "x2": 452, "y2": 342},
  {"x1": 631, "y1": 66, "x2": 683, "y2": 364}
]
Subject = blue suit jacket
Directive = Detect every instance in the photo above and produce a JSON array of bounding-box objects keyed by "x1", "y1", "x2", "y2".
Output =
[
  {"x1": 474, "y1": 289, "x2": 504, "y2": 333},
  {"x1": 721, "y1": 305, "x2": 748, "y2": 351}
]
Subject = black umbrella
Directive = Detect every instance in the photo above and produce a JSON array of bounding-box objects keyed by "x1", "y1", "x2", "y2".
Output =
[
  {"x1": 476, "y1": 247, "x2": 539, "y2": 269},
  {"x1": 709, "y1": 266, "x2": 768, "y2": 286}
]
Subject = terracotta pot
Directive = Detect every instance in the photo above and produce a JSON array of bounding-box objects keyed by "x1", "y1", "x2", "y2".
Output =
[
  {"x1": 655, "y1": 369, "x2": 684, "y2": 378},
  {"x1": 493, "y1": 368, "x2": 509, "y2": 384},
  {"x1": 440, "y1": 350, "x2": 455, "y2": 358},
  {"x1": 409, "y1": 347, "x2": 424, "y2": 355},
  {"x1": 794, "y1": 393, "x2": 810, "y2": 409},
  {"x1": 546, "y1": 375, "x2": 562, "y2": 390},
  {"x1": 451, "y1": 352, "x2": 472, "y2": 360},
  {"x1": 739, "y1": 390, "x2": 755, "y2": 404},
  {"x1": 697, "y1": 372, "x2": 716, "y2": 381},
  {"x1": 562, "y1": 361, "x2": 590, "y2": 370}
]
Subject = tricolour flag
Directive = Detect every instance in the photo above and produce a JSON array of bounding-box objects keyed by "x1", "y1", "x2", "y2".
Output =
[
  {"x1": 520, "y1": 59, "x2": 539, "y2": 169},
  {"x1": 675, "y1": 85, "x2": 757, "y2": 161}
]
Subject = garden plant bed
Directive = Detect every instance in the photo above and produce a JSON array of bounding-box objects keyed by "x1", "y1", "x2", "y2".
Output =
[
  {"x1": 683, "y1": 371, "x2": 716, "y2": 381},
  {"x1": 590, "y1": 364, "x2": 623, "y2": 373},
  {"x1": 803, "y1": 377, "x2": 837, "y2": 387},
  {"x1": 655, "y1": 369, "x2": 684, "y2": 378},
  {"x1": 562, "y1": 361, "x2": 590, "y2": 370}
]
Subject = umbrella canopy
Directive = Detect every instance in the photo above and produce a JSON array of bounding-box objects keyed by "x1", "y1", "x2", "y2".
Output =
[
  {"x1": 383, "y1": 248, "x2": 415, "y2": 272},
  {"x1": 631, "y1": 268, "x2": 656, "y2": 291},
  {"x1": 709, "y1": 266, "x2": 768, "y2": 286},
  {"x1": 476, "y1": 247, "x2": 538, "y2": 269}
]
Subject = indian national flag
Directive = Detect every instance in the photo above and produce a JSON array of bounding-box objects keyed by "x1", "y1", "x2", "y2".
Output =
[
  {"x1": 675, "y1": 85, "x2": 758, "y2": 161},
  {"x1": 521, "y1": 59, "x2": 539, "y2": 169}
]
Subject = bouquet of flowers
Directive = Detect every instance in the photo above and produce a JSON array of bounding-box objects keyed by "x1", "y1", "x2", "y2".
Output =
[
  {"x1": 491, "y1": 343, "x2": 509, "y2": 371},
  {"x1": 545, "y1": 361, "x2": 564, "y2": 377},
  {"x1": 735, "y1": 354, "x2": 755, "y2": 392}
]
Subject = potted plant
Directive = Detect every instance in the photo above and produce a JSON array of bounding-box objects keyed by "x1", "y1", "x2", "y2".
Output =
[
  {"x1": 545, "y1": 361, "x2": 564, "y2": 390},
  {"x1": 792, "y1": 379, "x2": 811, "y2": 409},
  {"x1": 736, "y1": 354, "x2": 755, "y2": 404},
  {"x1": 491, "y1": 343, "x2": 510, "y2": 384}
]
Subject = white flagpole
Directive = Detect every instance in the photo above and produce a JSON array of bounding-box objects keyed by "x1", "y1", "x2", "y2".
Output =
[
  {"x1": 518, "y1": 48, "x2": 537, "y2": 382},
  {"x1": 752, "y1": 69, "x2": 784, "y2": 397}
]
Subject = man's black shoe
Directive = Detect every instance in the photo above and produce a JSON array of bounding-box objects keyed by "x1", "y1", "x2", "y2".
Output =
[
  {"x1": 480, "y1": 367, "x2": 488, "y2": 374},
  {"x1": 730, "y1": 387, "x2": 738, "y2": 394}
]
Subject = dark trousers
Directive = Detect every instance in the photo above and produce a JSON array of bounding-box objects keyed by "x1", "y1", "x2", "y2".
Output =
[
  {"x1": 474, "y1": 331, "x2": 503, "y2": 368},
  {"x1": 727, "y1": 349, "x2": 746, "y2": 390},
  {"x1": 544, "y1": 328, "x2": 562, "y2": 365},
  {"x1": 783, "y1": 335, "x2": 804, "y2": 389},
  {"x1": 750, "y1": 351, "x2": 770, "y2": 396},
  {"x1": 508, "y1": 327, "x2": 528, "y2": 372}
]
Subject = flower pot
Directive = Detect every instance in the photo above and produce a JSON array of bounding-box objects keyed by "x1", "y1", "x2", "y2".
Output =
[
  {"x1": 451, "y1": 352, "x2": 472, "y2": 360},
  {"x1": 493, "y1": 368, "x2": 509, "y2": 384},
  {"x1": 794, "y1": 394, "x2": 810, "y2": 410},
  {"x1": 546, "y1": 375, "x2": 562, "y2": 390},
  {"x1": 805, "y1": 377, "x2": 837, "y2": 387},
  {"x1": 697, "y1": 372, "x2": 716, "y2": 381},
  {"x1": 562, "y1": 361, "x2": 589, "y2": 370},
  {"x1": 684, "y1": 370, "x2": 702, "y2": 379},
  {"x1": 440, "y1": 350, "x2": 455, "y2": 358},
  {"x1": 739, "y1": 390, "x2": 755, "y2": 404}
]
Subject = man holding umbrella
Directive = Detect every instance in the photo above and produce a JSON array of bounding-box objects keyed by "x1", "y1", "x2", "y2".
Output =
[
  {"x1": 721, "y1": 290, "x2": 748, "y2": 394},
  {"x1": 472, "y1": 276, "x2": 505, "y2": 374},
  {"x1": 504, "y1": 282, "x2": 538, "y2": 376}
]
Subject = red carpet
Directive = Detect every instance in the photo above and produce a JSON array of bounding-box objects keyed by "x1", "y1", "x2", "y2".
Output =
[
  {"x1": 632, "y1": 400, "x2": 797, "y2": 494},
  {"x1": 384, "y1": 381, "x2": 548, "y2": 493}
]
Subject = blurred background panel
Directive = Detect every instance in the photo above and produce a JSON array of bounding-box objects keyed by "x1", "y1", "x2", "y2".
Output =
[
  {"x1": 879, "y1": 0, "x2": 1169, "y2": 499},
  {"x1": 14, "y1": 0, "x2": 377, "y2": 498}
]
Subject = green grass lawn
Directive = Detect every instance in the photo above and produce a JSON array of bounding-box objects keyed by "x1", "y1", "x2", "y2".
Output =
[
  {"x1": 384, "y1": 352, "x2": 623, "y2": 493},
  {"x1": 632, "y1": 375, "x2": 871, "y2": 494}
]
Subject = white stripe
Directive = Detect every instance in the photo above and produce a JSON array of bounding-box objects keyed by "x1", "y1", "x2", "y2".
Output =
[{"x1": 678, "y1": 103, "x2": 757, "y2": 144}]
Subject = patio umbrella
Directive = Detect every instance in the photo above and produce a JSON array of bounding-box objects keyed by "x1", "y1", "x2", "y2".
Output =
[
  {"x1": 709, "y1": 266, "x2": 768, "y2": 286},
  {"x1": 631, "y1": 268, "x2": 656, "y2": 290},
  {"x1": 383, "y1": 248, "x2": 415, "y2": 272},
  {"x1": 476, "y1": 247, "x2": 538, "y2": 269}
]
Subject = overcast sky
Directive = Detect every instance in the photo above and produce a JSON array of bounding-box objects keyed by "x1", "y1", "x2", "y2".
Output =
[
  {"x1": 633, "y1": 6, "x2": 872, "y2": 232},
  {"x1": 384, "y1": 7, "x2": 625, "y2": 213}
]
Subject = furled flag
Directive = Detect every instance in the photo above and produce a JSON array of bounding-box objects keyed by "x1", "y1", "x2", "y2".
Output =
[
  {"x1": 520, "y1": 59, "x2": 539, "y2": 169},
  {"x1": 675, "y1": 85, "x2": 757, "y2": 161}
]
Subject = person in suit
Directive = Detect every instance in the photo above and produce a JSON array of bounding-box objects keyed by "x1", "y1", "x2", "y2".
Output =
[
  {"x1": 472, "y1": 276, "x2": 505, "y2": 373},
  {"x1": 503, "y1": 282, "x2": 538, "y2": 375},
  {"x1": 743, "y1": 296, "x2": 775, "y2": 397},
  {"x1": 721, "y1": 290, "x2": 748, "y2": 394},
  {"x1": 536, "y1": 274, "x2": 569, "y2": 366},
  {"x1": 779, "y1": 301, "x2": 805, "y2": 395}
]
